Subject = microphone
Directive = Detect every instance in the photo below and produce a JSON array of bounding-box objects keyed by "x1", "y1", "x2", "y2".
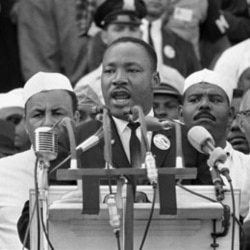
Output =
[
  {"x1": 76, "y1": 127, "x2": 104, "y2": 156},
  {"x1": 187, "y1": 126, "x2": 226, "y2": 201},
  {"x1": 33, "y1": 127, "x2": 58, "y2": 162}
]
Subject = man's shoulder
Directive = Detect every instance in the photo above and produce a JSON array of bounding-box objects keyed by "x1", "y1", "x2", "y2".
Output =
[
  {"x1": 74, "y1": 65, "x2": 102, "y2": 91},
  {"x1": 0, "y1": 149, "x2": 33, "y2": 162}
]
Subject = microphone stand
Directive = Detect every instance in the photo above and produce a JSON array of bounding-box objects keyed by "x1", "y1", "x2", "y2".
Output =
[{"x1": 36, "y1": 158, "x2": 50, "y2": 250}]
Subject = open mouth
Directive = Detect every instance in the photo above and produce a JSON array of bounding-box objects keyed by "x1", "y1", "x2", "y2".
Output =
[
  {"x1": 194, "y1": 112, "x2": 215, "y2": 121},
  {"x1": 111, "y1": 89, "x2": 131, "y2": 105}
]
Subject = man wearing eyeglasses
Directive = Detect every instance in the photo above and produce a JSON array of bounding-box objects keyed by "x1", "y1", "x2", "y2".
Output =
[
  {"x1": 238, "y1": 88, "x2": 250, "y2": 250},
  {"x1": 238, "y1": 88, "x2": 250, "y2": 149}
]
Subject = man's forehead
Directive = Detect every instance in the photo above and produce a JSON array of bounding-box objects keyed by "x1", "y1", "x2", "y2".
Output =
[
  {"x1": 185, "y1": 82, "x2": 227, "y2": 97},
  {"x1": 104, "y1": 42, "x2": 146, "y2": 62},
  {"x1": 26, "y1": 90, "x2": 72, "y2": 108}
]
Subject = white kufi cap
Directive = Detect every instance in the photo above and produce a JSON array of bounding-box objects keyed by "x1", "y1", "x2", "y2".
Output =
[
  {"x1": 24, "y1": 72, "x2": 73, "y2": 104},
  {"x1": 0, "y1": 88, "x2": 25, "y2": 109},
  {"x1": 184, "y1": 68, "x2": 234, "y2": 103}
]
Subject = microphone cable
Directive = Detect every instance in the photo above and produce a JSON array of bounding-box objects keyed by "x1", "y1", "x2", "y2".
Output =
[
  {"x1": 139, "y1": 183, "x2": 157, "y2": 250},
  {"x1": 34, "y1": 158, "x2": 41, "y2": 250},
  {"x1": 40, "y1": 206, "x2": 55, "y2": 250},
  {"x1": 132, "y1": 106, "x2": 158, "y2": 250},
  {"x1": 226, "y1": 176, "x2": 236, "y2": 250},
  {"x1": 60, "y1": 117, "x2": 77, "y2": 169}
]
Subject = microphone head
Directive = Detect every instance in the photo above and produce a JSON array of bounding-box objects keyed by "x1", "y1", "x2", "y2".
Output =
[
  {"x1": 187, "y1": 126, "x2": 215, "y2": 154},
  {"x1": 33, "y1": 127, "x2": 58, "y2": 161}
]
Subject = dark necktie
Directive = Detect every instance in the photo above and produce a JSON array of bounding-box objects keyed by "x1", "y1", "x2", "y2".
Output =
[
  {"x1": 148, "y1": 22, "x2": 154, "y2": 47},
  {"x1": 127, "y1": 122, "x2": 141, "y2": 168}
]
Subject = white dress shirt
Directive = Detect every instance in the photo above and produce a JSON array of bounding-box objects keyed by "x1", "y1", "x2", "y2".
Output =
[
  {"x1": 221, "y1": 142, "x2": 250, "y2": 219},
  {"x1": 0, "y1": 149, "x2": 36, "y2": 249}
]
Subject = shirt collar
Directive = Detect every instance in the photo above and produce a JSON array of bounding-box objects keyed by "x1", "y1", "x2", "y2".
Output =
[{"x1": 113, "y1": 108, "x2": 154, "y2": 134}]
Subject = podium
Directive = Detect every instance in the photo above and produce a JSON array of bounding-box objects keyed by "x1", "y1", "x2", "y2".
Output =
[{"x1": 29, "y1": 184, "x2": 240, "y2": 250}]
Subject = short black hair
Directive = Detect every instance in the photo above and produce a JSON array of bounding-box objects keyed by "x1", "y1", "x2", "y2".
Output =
[{"x1": 106, "y1": 36, "x2": 158, "y2": 71}]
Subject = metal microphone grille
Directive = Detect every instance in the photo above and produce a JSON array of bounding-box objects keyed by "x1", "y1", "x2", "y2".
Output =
[{"x1": 34, "y1": 127, "x2": 58, "y2": 161}]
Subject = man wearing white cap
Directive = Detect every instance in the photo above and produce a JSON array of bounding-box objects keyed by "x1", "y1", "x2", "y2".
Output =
[
  {"x1": 180, "y1": 68, "x2": 250, "y2": 225},
  {"x1": 0, "y1": 72, "x2": 79, "y2": 249},
  {"x1": 0, "y1": 88, "x2": 31, "y2": 152}
]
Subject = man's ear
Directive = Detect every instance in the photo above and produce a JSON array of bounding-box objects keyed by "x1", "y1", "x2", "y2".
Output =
[
  {"x1": 74, "y1": 111, "x2": 80, "y2": 125},
  {"x1": 227, "y1": 106, "x2": 235, "y2": 128},
  {"x1": 178, "y1": 105, "x2": 184, "y2": 122},
  {"x1": 152, "y1": 72, "x2": 160, "y2": 88},
  {"x1": 238, "y1": 116, "x2": 246, "y2": 134},
  {"x1": 101, "y1": 30, "x2": 108, "y2": 45},
  {"x1": 23, "y1": 114, "x2": 29, "y2": 134}
]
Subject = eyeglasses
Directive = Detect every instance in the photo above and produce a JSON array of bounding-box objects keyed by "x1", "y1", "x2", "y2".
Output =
[{"x1": 237, "y1": 109, "x2": 250, "y2": 122}]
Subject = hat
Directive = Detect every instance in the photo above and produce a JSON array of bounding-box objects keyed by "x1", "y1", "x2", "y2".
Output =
[
  {"x1": 94, "y1": 0, "x2": 147, "y2": 28},
  {"x1": 0, "y1": 88, "x2": 25, "y2": 109},
  {"x1": 23, "y1": 72, "x2": 73, "y2": 104},
  {"x1": 183, "y1": 68, "x2": 233, "y2": 103},
  {"x1": 156, "y1": 64, "x2": 184, "y2": 95},
  {"x1": 153, "y1": 83, "x2": 180, "y2": 97}
]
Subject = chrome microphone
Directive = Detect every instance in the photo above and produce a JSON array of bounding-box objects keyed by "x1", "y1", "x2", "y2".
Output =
[{"x1": 33, "y1": 127, "x2": 58, "y2": 162}]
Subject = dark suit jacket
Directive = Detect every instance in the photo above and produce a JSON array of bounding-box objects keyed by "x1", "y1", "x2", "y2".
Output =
[
  {"x1": 161, "y1": 28, "x2": 201, "y2": 77},
  {"x1": 17, "y1": 118, "x2": 212, "y2": 249},
  {"x1": 73, "y1": 118, "x2": 212, "y2": 184}
]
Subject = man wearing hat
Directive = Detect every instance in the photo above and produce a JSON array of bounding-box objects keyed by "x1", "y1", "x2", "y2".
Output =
[
  {"x1": 0, "y1": 72, "x2": 80, "y2": 249},
  {"x1": 0, "y1": 88, "x2": 31, "y2": 153},
  {"x1": 179, "y1": 68, "x2": 250, "y2": 221},
  {"x1": 74, "y1": 0, "x2": 147, "y2": 105},
  {"x1": 153, "y1": 64, "x2": 184, "y2": 120}
]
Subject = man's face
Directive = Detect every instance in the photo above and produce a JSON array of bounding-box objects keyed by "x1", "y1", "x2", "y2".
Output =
[
  {"x1": 0, "y1": 107, "x2": 30, "y2": 151},
  {"x1": 144, "y1": 0, "x2": 169, "y2": 18},
  {"x1": 153, "y1": 93, "x2": 180, "y2": 120},
  {"x1": 102, "y1": 15, "x2": 142, "y2": 45},
  {"x1": 102, "y1": 42, "x2": 158, "y2": 120},
  {"x1": 25, "y1": 90, "x2": 76, "y2": 143},
  {"x1": 181, "y1": 83, "x2": 233, "y2": 144},
  {"x1": 227, "y1": 96, "x2": 250, "y2": 154},
  {"x1": 238, "y1": 68, "x2": 250, "y2": 92},
  {"x1": 238, "y1": 92, "x2": 250, "y2": 148}
]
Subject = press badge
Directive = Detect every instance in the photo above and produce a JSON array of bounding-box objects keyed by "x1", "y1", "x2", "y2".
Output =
[{"x1": 153, "y1": 134, "x2": 171, "y2": 150}]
